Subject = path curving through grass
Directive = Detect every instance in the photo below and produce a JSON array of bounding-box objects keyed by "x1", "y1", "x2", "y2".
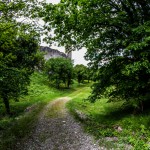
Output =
[{"x1": 16, "y1": 97, "x2": 101, "y2": 150}]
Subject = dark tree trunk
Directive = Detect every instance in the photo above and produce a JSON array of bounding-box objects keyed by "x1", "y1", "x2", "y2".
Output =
[
  {"x1": 3, "y1": 96, "x2": 10, "y2": 115},
  {"x1": 67, "y1": 79, "x2": 70, "y2": 88},
  {"x1": 140, "y1": 101, "x2": 144, "y2": 112},
  {"x1": 56, "y1": 78, "x2": 60, "y2": 89}
]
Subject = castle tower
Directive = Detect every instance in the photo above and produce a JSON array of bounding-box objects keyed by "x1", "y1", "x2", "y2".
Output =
[
  {"x1": 65, "y1": 45, "x2": 72, "y2": 60},
  {"x1": 67, "y1": 51, "x2": 72, "y2": 59}
]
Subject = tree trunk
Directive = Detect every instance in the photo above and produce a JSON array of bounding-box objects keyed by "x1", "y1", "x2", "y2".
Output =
[
  {"x1": 3, "y1": 96, "x2": 10, "y2": 115},
  {"x1": 56, "y1": 78, "x2": 60, "y2": 89},
  {"x1": 140, "y1": 101, "x2": 144, "y2": 112},
  {"x1": 67, "y1": 79, "x2": 70, "y2": 88}
]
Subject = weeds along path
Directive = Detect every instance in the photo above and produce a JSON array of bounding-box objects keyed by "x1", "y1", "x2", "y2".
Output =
[{"x1": 16, "y1": 96, "x2": 100, "y2": 150}]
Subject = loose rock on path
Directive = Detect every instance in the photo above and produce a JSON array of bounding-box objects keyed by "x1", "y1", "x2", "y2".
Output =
[{"x1": 16, "y1": 97, "x2": 101, "y2": 150}]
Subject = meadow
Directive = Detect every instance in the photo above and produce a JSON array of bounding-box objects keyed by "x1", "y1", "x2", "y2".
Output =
[
  {"x1": 0, "y1": 72, "x2": 150, "y2": 149},
  {"x1": 67, "y1": 88, "x2": 150, "y2": 149},
  {"x1": 0, "y1": 72, "x2": 80, "y2": 149}
]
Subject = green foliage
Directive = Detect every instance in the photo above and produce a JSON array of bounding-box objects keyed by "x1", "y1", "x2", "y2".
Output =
[
  {"x1": 45, "y1": 57, "x2": 74, "y2": 88},
  {"x1": 0, "y1": 72, "x2": 90, "y2": 149},
  {"x1": 0, "y1": 0, "x2": 44, "y2": 114},
  {"x1": 0, "y1": 24, "x2": 41, "y2": 114},
  {"x1": 42, "y1": 0, "x2": 150, "y2": 110},
  {"x1": 0, "y1": 72, "x2": 60, "y2": 149},
  {"x1": 67, "y1": 91, "x2": 150, "y2": 149},
  {"x1": 74, "y1": 64, "x2": 90, "y2": 83}
]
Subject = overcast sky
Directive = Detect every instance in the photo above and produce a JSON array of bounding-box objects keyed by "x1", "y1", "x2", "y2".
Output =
[{"x1": 41, "y1": 0, "x2": 89, "y2": 66}]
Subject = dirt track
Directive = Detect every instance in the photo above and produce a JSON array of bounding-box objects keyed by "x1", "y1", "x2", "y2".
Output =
[{"x1": 16, "y1": 97, "x2": 101, "y2": 150}]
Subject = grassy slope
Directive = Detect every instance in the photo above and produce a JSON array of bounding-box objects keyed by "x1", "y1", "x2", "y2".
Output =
[
  {"x1": 1, "y1": 72, "x2": 150, "y2": 150},
  {"x1": 0, "y1": 72, "x2": 85, "y2": 150},
  {"x1": 67, "y1": 86, "x2": 150, "y2": 149}
]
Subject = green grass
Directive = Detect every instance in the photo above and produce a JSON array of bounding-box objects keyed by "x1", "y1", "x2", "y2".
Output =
[
  {"x1": 0, "y1": 72, "x2": 88, "y2": 150},
  {"x1": 1, "y1": 72, "x2": 150, "y2": 150},
  {"x1": 45, "y1": 100, "x2": 66, "y2": 118},
  {"x1": 67, "y1": 87, "x2": 150, "y2": 149}
]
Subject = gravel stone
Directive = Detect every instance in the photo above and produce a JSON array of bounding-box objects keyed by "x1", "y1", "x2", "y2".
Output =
[{"x1": 16, "y1": 97, "x2": 101, "y2": 150}]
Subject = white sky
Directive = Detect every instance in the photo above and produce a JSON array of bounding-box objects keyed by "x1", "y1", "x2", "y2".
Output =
[
  {"x1": 42, "y1": 0, "x2": 89, "y2": 66},
  {"x1": 46, "y1": 0, "x2": 61, "y2": 4}
]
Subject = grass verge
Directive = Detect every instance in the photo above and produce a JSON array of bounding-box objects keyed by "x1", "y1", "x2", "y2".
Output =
[
  {"x1": 0, "y1": 72, "x2": 85, "y2": 150},
  {"x1": 67, "y1": 87, "x2": 150, "y2": 149}
]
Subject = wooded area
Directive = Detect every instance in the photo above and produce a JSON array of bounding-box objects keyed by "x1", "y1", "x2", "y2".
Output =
[
  {"x1": 0, "y1": 0, "x2": 150, "y2": 149},
  {"x1": 42, "y1": 0, "x2": 150, "y2": 111}
]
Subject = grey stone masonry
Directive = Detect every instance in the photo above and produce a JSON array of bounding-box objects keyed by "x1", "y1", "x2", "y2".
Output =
[{"x1": 40, "y1": 46, "x2": 67, "y2": 60}]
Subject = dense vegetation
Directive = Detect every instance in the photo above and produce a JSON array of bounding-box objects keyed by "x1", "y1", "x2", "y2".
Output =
[
  {"x1": 45, "y1": 57, "x2": 73, "y2": 88},
  {"x1": 0, "y1": 72, "x2": 89, "y2": 149},
  {"x1": 1, "y1": 0, "x2": 150, "y2": 149},
  {"x1": 0, "y1": 0, "x2": 43, "y2": 114},
  {"x1": 74, "y1": 64, "x2": 88, "y2": 83},
  {"x1": 42, "y1": 0, "x2": 150, "y2": 111},
  {"x1": 67, "y1": 89, "x2": 150, "y2": 149}
]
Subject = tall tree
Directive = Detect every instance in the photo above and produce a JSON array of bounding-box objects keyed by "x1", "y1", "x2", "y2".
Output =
[
  {"x1": 42, "y1": 0, "x2": 150, "y2": 109},
  {"x1": 74, "y1": 64, "x2": 87, "y2": 84},
  {"x1": 0, "y1": 0, "x2": 43, "y2": 114},
  {"x1": 45, "y1": 57, "x2": 73, "y2": 88}
]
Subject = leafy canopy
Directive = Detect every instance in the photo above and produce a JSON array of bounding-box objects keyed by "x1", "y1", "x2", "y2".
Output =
[
  {"x1": 74, "y1": 64, "x2": 87, "y2": 83},
  {"x1": 0, "y1": 0, "x2": 44, "y2": 114},
  {"x1": 42, "y1": 0, "x2": 150, "y2": 108},
  {"x1": 45, "y1": 57, "x2": 74, "y2": 88}
]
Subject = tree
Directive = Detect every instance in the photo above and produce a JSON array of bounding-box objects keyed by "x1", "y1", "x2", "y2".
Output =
[
  {"x1": 0, "y1": 0, "x2": 43, "y2": 114},
  {"x1": 74, "y1": 64, "x2": 87, "y2": 84},
  {"x1": 42, "y1": 0, "x2": 150, "y2": 110},
  {"x1": 86, "y1": 66, "x2": 93, "y2": 83},
  {"x1": 45, "y1": 57, "x2": 73, "y2": 88},
  {"x1": 0, "y1": 24, "x2": 41, "y2": 114}
]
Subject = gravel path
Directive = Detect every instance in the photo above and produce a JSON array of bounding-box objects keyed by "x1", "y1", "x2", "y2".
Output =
[{"x1": 16, "y1": 97, "x2": 101, "y2": 150}]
